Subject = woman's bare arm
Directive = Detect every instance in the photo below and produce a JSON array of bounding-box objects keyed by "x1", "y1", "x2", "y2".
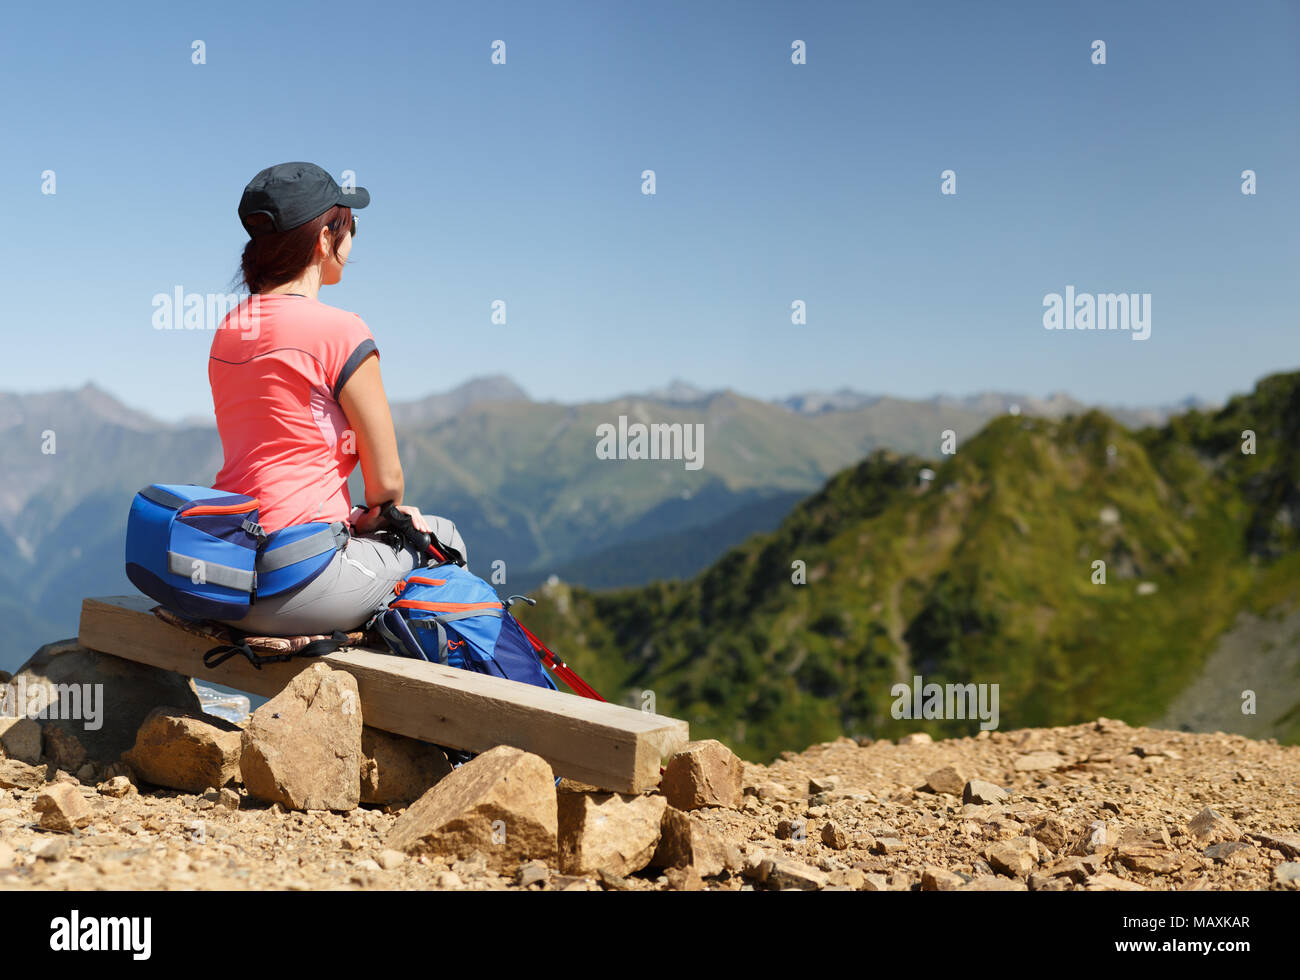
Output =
[{"x1": 338, "y1": 352, "x2": 404, "y2": 509}]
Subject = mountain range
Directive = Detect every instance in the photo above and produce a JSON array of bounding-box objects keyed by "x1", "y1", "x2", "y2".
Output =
[
  {"x1": 510, "y1": 371, "x2": 1300, "y2": 761},
  {"x1": 0, "y1": 375, "x2": 1228, "y2": 672}
]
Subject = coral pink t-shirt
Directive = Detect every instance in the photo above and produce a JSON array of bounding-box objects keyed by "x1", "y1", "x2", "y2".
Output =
[{"x1": 208, "y1": 294, "x2": 377, "y2": 534}]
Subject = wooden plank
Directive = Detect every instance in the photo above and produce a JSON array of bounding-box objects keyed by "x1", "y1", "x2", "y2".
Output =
[{"x1": 78, "y1": 595, "x2": 688, "y2": 793}]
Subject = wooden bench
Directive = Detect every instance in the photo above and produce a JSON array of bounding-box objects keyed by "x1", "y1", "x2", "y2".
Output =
[{"x1": 79, "y1": 595, "x2": 688, "y2": 794}]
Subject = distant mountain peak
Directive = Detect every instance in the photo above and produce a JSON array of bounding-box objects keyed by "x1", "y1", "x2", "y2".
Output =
[
  {"x1": 388, "y1": 374, "x2": 531, "y2": 426},
  {"x1": 777, "y1": 388, "x2": 882, "y2": 415},
  {"x1": 624, "y1": 379, "x2": 719, "y2": 404}
]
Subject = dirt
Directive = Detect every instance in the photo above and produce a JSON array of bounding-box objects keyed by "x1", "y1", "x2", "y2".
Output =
[{"x1": 1, "y1": 716, "x2": 1297, "y2": 891}]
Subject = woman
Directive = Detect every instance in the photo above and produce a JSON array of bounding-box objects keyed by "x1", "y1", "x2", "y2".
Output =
[{"x1": 207, "y1": 161, "x2": 466, "y2": 637}]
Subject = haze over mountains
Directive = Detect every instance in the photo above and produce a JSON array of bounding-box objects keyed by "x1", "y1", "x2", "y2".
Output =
[{"x1": 0, "y1": 374, "x2": 1226, "y2": 672}]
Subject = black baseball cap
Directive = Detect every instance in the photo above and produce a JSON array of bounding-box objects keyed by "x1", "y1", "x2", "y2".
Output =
[{"x1": 238, "y1": 162, "x2": 369, "y2": 237}]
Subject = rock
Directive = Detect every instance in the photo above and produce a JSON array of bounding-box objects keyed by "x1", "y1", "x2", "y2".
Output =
[
  {"x1": 650, "y1": 806, "x2": 740, "y2": 876},
  {"x1": 897, "y1": 733, "x2": 932, "y2": 745},
  {"x1": 808, "y1": 775, "x2": 840, "y2": 794},
  {"x1": 742, "y1": 848, "x2": 774, "y2": 881},
  {"x1": 759, "y1": 855, "x2": 829, "y2": 890},
  {"x1": 986, "y1": 837, "x2": 1039, "y2": 877},
  {"x1": 1204, "y1": 842, "x2": 1256, "y2": 864},
  {"x1": 1013, "y1": 751, "x2": 1066, "y2": 772},
  {"x1": 827, "y1": 868, "x2": 867, "y2": 890},
  {"x1": 888, "y1": 871, "x2": 914, "y2": 891},
  {"x1": 360, "y1": 727, "x2": 452, "y2": 807},
  {"x1": 1069, "y1": 820, "x2": 1122, "y2": 855},
  {"x1": 98, "y1": 776, "x2": 135, "y2": 798},
  {"x1": 376, "y1": 849, "x2": 406, "y2": 871},
  {"x1": 239, "y1": 664, "x2": 363, "y2": 811},
  {"x1": 821, "y1": 819, "x2": 850, "y2": 850},
  {"x1": 552, "y1": 874, "x2": 596, "y2": 892},
  {"x1": 775, "y1": 818, "x2": 803, "y2": 841},
  {"x1": 33, "y1": 838, "x2": 69, "y2": 861},
  {"x1": 1248, "y1": 831, "x2": 1300, "y2": 858},
  {"x1": 0, "y1": 717, "x2": 42, "y2": 764},
  {"x1": 10, "y1": 639, "x2": 204, "y2": 764},
  {"x1": 557, "y1": 791, "x2": 666, "y2": 877},
  {"x1": 598, "y1": 868, "x2": 636, "y2": 891},
  {"x1": 871, "y1": 837, "x2": 905, "y2": 854},
  {"x1": 959, "y1": 875, "x2": 1027, "y2": 891},
  {"x1": 385, "y1": 745, "x2": 557, "y2": 873},
  {"x1": 861, "y1": 872, "x2": 890, "y2": 891},
  {"x1": 1187, "y1": 807, "x2": 1241, "y2": 844},
  {"x1": 75, "y1": 763, "x2": 96, "y2": 783},
  {"x1": 1029, "y1": 873, "x2": 1072, "y2": 891},
  {"x1": 664, "y1": 865, "x2": 705, "y2": 891},
  {"x1": 516, "y1": 860, "x2": 549, "y2": 888},
  {"x1": 122, "y1": 707, "x2": 242, "y2": 793},
  {"x1": 1086, "y1": 872, "x2": 1146, "y2": 891},
  {"x1": 1274, "y1": 862, "x2": 1300, "y2": 886},
  {"x1": 0, "y1": 758, "x2": 46, "y2": 790},
  {"x1": 921, "y1": 867, "x2": 965, "y2": 891},
  {"x1": 434, "y1": 871, "x2": 462, "y2": 889},
  {"x1": 43, "y1": 725, "x2": 87, "y2": 772},
  {"x1": 34, "y1": 782, "x2": 92, "y2": 832},
  {"x1": 1042, "y1": 856, "x2": 1098, "y2": 883},
  {"x1": 1030, "y1": 814, "x2": 1072, "y2": 851},
  {"x1": 659, "y1": 739, "x2": 744, "y2": 810},
  {"x1": 1116, "y1": 843, "x2": 1181, "y2": 875},
  {"x1": 923, "y1": 764, "x2": 968, "y2": 796},
  {"x1": 963, "y1": 780, "x2": 1008, "y2": 805}
]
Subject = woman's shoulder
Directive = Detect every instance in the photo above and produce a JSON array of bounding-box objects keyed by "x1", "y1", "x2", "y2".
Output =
[
  {"x1": 298, "y1": 296, "x2": 367, "y2": 326},
  {"x1": 274, "y1": 296, "x2": 372, "y2": 344}
]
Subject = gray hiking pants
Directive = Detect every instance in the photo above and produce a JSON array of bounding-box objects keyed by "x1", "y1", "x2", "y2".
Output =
[{"x1": 212, "y1": 528, "x2": 430, "y2": 637}]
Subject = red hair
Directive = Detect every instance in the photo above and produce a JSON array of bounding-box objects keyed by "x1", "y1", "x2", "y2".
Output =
[{"x1": 238, "y1": 205, "x2": 351, "y2": 293}]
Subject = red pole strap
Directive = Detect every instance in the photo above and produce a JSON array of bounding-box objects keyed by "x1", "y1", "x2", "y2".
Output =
[{"x1": 515, "y1": 619, "x2": 607, "y2": 702}]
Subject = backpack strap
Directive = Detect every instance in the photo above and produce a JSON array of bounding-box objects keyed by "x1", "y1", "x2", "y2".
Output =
[
  {"x1": 256, "y1": 522, "x2": 349, "y2": 573},
  {"x1": 203, "y1": 628, "x2": 351, "y2": 671}
]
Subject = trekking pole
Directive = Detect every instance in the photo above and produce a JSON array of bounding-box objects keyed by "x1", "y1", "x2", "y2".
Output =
[
  {"x1": 380, "y1": 502, "x2": 465, "y2": 566},
  {"x1": 513, "y1": 616, "x2": 606, "y2": 702}
]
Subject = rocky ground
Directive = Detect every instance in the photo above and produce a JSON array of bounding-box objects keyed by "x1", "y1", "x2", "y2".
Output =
[{"x1": 1, "y1": 714, "x2": 1298, "y2": 891}]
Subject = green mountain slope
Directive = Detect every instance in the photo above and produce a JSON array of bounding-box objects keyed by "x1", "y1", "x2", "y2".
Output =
[{"x1": 515, "y1": 372, "x2": 1300, "y2": 761}]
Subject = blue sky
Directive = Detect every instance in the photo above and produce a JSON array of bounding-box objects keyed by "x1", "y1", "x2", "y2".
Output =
[{"x1": 2, "y1": 0, "x2": 1296, "y2": 422}]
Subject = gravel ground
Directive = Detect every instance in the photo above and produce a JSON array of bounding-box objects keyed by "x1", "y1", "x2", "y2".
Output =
[{"x1": 1, "y1": 717, "x2": 1297, "y2": 891}]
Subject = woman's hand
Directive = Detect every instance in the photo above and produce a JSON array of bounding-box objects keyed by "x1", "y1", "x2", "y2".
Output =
[
  {"x1": 350, "y1": 502, "x2": 430, "y2": 536},
  {"x1": 393, "y1": 503, "x2": 431, "y2": 535}
]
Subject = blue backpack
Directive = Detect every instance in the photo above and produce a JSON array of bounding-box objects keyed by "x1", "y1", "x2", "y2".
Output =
[
  {"x1": 370, "y1": 563, "x2": 561, "y2": 691},
  {"x1": 124, "y1": 484, "x2": 347, "y2": 621}
]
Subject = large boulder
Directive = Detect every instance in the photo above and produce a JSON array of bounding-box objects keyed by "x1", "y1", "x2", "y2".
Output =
[
  {"x1": 360, "y1": 727, "x2": 453, "y2": 807},
  {"x1": 9, "y1": 639, "x2": 203, "y2": 764},
  {"x1": 557, "y1": 792, "x2": 666, "y2": 877},
  {"x1": 239, "y1": 663, "x2": 363, "y2": 811},
  {"x1": 122, "y1": 707, "x2": 242, "y2": 793},
  {"x1": 385, "y1": 745, "x2": 557, "y2": 873}
]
